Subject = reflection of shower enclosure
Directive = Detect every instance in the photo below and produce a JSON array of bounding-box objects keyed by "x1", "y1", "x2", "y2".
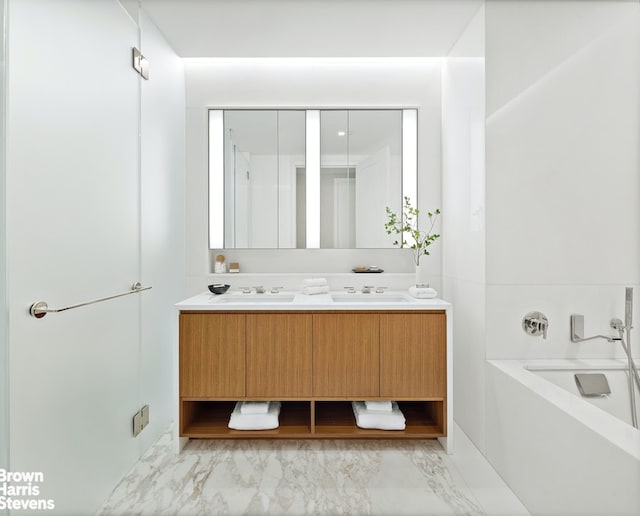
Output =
[
  {"x1": 233, "y1": 143, "x2": 251, "y2": 248},
  {"x1": 223, "y1": 110, "x2": 305, "y2": 248},
  {"x1": 223, "y1": 128, "x2": 250, "y2": 248}
]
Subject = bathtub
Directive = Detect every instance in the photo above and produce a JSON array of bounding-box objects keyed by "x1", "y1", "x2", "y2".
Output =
[
  {"x1": 486, "y1": 359, "x2": 640, "y2": 516},
  {"x1": 529, "y1": 361, "x2": 640, "y2": 427}
]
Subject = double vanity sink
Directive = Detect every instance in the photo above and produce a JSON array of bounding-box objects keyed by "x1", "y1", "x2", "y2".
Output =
[
  {"x1": 178, "y1": 290, "x2": 444, "y2": 310},
  {"x1": 216, "y1": 292, "x2": 409, "y2": 304}
]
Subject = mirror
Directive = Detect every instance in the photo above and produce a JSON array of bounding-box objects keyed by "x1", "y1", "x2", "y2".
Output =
[
  {"x1": 209, "y1": 109, "x2": 416, "y2": 249},
  {"x1": 222, "y1": 110, "x2": 305, "y2": 248},
  {"x1": 320, "y1": 110, "x2": 402, "y2": 248}
]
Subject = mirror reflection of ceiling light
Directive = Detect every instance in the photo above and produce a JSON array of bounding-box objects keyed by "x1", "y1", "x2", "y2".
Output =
[{"x1": 337, "y1": 131, "x2": 346, "y2": 136}]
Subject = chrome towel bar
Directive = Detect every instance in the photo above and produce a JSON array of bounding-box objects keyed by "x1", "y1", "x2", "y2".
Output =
[{"x1": 29, "y1": 282, "x2": 152, "y2": 319}]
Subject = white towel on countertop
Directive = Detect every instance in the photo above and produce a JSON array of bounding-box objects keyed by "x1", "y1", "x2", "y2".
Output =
[
  {"x1": 302, "y1": 285, "x2": 330, "y2": 295},
  {"x1": 228, "y1": 401, "x2": 281, "y2": 430},
  {"x1": 408, "y1": 286, "x2": 438, "y2": 299},
  {"x1": 364, "y1": 400, "x2": 393, "y2": 412},
  {"x1": 352, "y1": 401, "x2": 406, "y2": 430},
  {"x1": 239, "y1": 401, "x2": 270, "y2": 415},
  {"x1": 302, "y1": 278, "x2": 328, "y2": 287}
]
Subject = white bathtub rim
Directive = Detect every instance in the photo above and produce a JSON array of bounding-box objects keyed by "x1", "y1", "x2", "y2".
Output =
[{"x1": 488, "y1": 359, "x2": 640, "y2": 461}]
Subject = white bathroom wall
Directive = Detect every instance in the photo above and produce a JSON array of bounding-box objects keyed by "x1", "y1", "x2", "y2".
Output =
[
  {"x1": 0, "y1": 0, "x2": 7, "y2": 482},
  {"x1": 138, "y1": 9, "x2": 186, "y2": 453},
  {"x1": 442, "y1": 5, "x2": 486, "y2": 451},
  {"x1": 184, "y1": 60, "x2": 443, "y2": 295},
  {"x1": 5, "y1": 1, "x2": 185, "y2": 513},
  {"x1": 484, "y1": 0, "x2": 640, "y2": 510},
  {"x1": 485, "y1": 0, "x2": 640, "y2": 361}
]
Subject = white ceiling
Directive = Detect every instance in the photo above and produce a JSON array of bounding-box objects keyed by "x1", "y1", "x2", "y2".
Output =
[{"x1": 134, "y1": 0, "x2": 483, "y2": 58}]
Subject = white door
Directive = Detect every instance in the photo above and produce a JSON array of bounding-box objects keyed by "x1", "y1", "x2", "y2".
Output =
[
  {"x1": 355, "y1": 146, "x2": 394, "y2": 248},
  {"x1": 333, "y1": 177, "x2": 355, "y2": 248}
]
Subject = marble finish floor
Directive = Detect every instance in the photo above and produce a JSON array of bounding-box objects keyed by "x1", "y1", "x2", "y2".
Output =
[{"x1": 99, "y1": 425, "x2": 529, "y2": 515}]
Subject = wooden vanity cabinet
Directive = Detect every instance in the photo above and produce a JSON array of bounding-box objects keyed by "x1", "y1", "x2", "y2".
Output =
[
  {"x1": 246, "y1": 313, "x2": 312, "y2": 398},
  {"x1": 313, "y1": 313, "x2": 379, "y2": 397},
  {"x1": 380, "y1": 313, "x2": 446, "y2": 398},
  {"x1": 179, "y1": 313, "x2": 245, "y2": 398},
  {"x1": 179, "y1": 310, "x2": 447, "y2": 439}
]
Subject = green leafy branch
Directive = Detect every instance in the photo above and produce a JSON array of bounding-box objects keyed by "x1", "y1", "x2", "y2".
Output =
[{"x1": 385, "y1": 196, "x2": 441, "y2": 266}]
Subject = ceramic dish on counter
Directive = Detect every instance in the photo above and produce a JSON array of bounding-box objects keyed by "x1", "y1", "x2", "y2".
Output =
[{"x1": 208, "y1": 284, "x2": 230, "y2": 295}]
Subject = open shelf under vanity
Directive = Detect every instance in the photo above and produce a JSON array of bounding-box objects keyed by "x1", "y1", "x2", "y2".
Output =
[{"x1": 180, "y1": 399, "x2": 446, "y2": 439}]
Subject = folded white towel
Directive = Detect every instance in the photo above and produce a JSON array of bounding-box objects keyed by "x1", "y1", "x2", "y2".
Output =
[
  {"x1": 302, "y1": 278, "x2": 328, "y2": 287},
  {"x1": 364, "y1": 400, "x2": 393, "y2": 412},
  {"x1": 239, "y1": 401, "x2": 270, "y2": 415},
  {"x1": 302, "y1": 285, "x2": 330, "y2": 295},
  {"x1": 408, "y1": 286, "x2": 438, "y2": 299},
  {"x1": 228, "y1": 401, "x2": 281, "y2": 430},
  {"x1": 351, "y1": 401, "x2": 406, "y2": 430}
]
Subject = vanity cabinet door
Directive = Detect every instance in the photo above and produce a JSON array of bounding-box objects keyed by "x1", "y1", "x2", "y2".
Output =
[
  {"x1": 246, "y1": 313, "x2": 313, "y2": 397},
  {"x1": 313, "y1": 313, "x2": 379, "y2": 397},
  {"x1": 379, "y1": 312, "x2": 446, "y2": 398},
  {"x1": 179, "y1": 313, "x2": 246, "y2": 398}
]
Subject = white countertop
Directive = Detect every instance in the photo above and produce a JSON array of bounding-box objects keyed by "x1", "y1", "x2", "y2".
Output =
[{"x1": 176, "y1": 290, "x2": 451, "y2": 311}]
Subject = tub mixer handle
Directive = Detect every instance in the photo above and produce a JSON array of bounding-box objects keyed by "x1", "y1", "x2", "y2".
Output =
[{"x1": 523, "y1": 311, "x2": 548, "y2": 339}]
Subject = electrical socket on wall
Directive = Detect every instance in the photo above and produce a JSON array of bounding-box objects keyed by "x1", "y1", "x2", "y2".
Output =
[{"x1": 132, "y1": 405, "x2": 150, "y2": 437}]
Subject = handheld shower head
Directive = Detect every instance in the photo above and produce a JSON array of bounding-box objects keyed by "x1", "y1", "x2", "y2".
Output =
[{"x1": 625, "y1": 287, "x2": 633, "y2": 329}]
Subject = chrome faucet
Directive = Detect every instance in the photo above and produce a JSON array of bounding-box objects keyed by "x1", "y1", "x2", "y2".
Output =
[
  {"x1": 252, "y1": 286, "x2": 266, "y2": 294},
  {"x1": 362, "y1": 285, "x2": 374, "y2": 294},
  {"x1": 570, "y1": 314, "x2": 619, "y2": 343}
]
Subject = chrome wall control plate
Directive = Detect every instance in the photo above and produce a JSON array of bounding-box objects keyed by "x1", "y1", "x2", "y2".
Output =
[{"x1": 522, "y1": 311, "x2": 548, "y2": 338}]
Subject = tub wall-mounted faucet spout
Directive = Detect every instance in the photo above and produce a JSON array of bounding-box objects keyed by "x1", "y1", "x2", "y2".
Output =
[{"x1": 570, "y1": 314, "x2": 618, "y2": 343}]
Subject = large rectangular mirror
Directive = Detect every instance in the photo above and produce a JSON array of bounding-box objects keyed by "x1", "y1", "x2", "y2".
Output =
[
  {"x1": 320, "y1": 110, "x2": 402, "y2": 248},
  {"x1": 209, "y1": 108, "x2": 417, "y2": 249}
]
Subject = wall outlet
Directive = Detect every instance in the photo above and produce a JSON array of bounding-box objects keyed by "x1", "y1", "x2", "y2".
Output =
[{"x1": 132, "y1": 405, "x2": 150, "y2": 437}]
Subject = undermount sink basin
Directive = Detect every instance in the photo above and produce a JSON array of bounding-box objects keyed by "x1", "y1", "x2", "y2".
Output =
[
  {"x1": 215, "y1": 295, "x2": 295, "y2": 304},
  {"x1": 330, "y1": 295, "x2": 410, "y2": 304}
]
